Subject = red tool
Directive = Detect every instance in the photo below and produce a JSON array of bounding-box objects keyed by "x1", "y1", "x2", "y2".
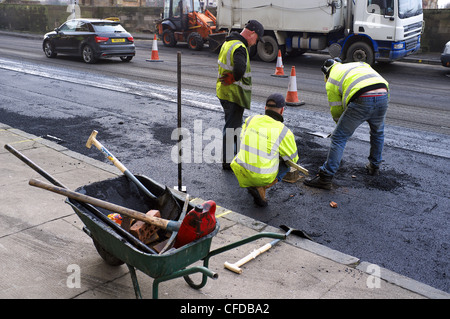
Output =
[{"x1": 174, "y1": 200, "x2": 217, "y2": 248}]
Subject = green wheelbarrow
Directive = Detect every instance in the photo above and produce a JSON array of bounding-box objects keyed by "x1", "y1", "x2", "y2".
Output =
[{"x1": 66, "y1": 175, "x2": 285, "y2": 299}]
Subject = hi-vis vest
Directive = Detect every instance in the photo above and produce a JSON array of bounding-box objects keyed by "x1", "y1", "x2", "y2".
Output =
[
  {"x1": 326, "y1": 62, "x2": 389, "y2": 121},
  {"x1": 230, "y1": 115, "x2": 299, "y2": 188},
  {"x1": 216, "y1": 39, "x2": 252, "y2": 109}
]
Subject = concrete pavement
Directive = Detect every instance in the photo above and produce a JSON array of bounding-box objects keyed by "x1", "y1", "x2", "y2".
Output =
[{"x1": 1, "y1": 123, "x2": 448, "y2": 300}]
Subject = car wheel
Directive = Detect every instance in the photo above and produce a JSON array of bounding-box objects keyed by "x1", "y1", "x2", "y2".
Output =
[
  {"x1": 82, "y1": 45, "x2": 97, "y2": 64},
  {"x1": 120, "y1": 56, "x2": 133, "y2": 62},
  {"x1": 43, "y1": 41, "x2": 57, "y2": 58}
]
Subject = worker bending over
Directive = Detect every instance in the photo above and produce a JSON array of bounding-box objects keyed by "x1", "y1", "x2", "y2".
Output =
[
  {"x1": 304, "y1": 59, "x2": 389, "y2": 190},
  {"x1": 231, "y1": 93, "x2": 299, "y2": 207}
]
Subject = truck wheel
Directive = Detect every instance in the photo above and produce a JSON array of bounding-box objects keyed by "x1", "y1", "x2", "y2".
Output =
[
  {"x1": 256, "y1": 35, "x2": 278, "y2": 62},
  {"x1": 162, "y1": 29, "x2": 177, "y2": 47},
  {"x1": 187, "y1": 32, "x2": 204, "y2": 51},
  {"x1": 346, "y1": 42, "x2": 374, "y2": 65}
]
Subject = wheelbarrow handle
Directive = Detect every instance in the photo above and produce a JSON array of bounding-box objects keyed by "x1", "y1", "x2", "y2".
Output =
[{"x1": 205, "y1": 232, "x2": 286, "y2": 263}]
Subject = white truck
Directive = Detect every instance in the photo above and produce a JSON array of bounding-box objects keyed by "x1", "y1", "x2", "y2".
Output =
[{"x1": 215, "y1": 0, "x2": 423, "y2": 65}]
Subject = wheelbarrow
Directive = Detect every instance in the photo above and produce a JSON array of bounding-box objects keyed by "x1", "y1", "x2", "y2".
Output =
[
  {"x1": 5, "y1": 144, "x2": 284, "y2": 299},
  {"x1": 65, "y1": 175, "x2": 285, "y2": 299}
]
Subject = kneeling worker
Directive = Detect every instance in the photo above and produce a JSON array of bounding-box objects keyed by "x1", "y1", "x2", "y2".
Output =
[{"x1": 231, "y1": 93, "x2": 299, "y2": 207}]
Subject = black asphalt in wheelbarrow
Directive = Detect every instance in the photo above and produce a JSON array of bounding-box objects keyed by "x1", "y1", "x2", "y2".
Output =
[{"x1": 66, "y1": 175, "x2": 285, "y2": 299}]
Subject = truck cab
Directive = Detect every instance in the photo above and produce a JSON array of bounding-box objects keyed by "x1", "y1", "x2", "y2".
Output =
[
  {"x1": 348, "y1": 0, "x2": 423, "y2": 63},
  {"x1": 215, "y1": 0, "x2": 423, "y2": 65}
]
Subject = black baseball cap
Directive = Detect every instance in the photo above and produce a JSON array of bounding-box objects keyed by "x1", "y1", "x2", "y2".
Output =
[
  {"x1": 245, "y1": 20, "x2": 265, "y2": 43},
  {"x1": 266, "y1": 93, "x2": 285, "y2": 108}
]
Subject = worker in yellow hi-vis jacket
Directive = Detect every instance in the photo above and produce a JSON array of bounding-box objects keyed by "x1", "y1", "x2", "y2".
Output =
[
  {"x1": 304, "y1": 59, "x2": 389, "y2": 190},
  {"x1": 231, "y1": 93, "x2": 299, "y2": 207}
]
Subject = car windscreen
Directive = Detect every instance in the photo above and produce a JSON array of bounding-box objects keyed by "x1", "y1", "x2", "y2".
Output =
[{"x1": 91, "y1": 22, "x2": 127, "y2": 33}]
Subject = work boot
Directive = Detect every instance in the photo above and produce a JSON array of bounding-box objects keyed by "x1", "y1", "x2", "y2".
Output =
[
  {"x1": 247, "y1": 179, "x2": 278, "y2": 207},
  {"x1": 303, "y1": 171, "x2": 332, "y2": 190},
  {"x1": 365, "y1": 163, "x2": 380, "y2": 176},
  {"x1": 247, "y1": 187, "x2": 268, "y2": 207},
  {"x1": 265, "y1": 179, "x2": 278, "y2": 189}
]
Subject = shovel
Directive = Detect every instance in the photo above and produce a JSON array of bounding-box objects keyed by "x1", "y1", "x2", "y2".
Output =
[
  {"x1": 29, "y1": 179, "x2": 216, "y2": 247},
  {"x1": 85, "y1": 130, "x2": 181, "y2": 221},
  {"x1": 224, "y1": 224, "x2": 312, "y2": 274}
]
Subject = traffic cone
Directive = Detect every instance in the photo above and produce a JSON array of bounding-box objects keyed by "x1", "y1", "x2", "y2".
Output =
[
  {"x1": 285, "y1": 66, "x2": 305, "y2": 106},
  {"x1": 271, "y1": 50, "x2": 288, "y2": 78},
  {"x1": 146, "y1": 34, "x2": 163, "y2": 62}
]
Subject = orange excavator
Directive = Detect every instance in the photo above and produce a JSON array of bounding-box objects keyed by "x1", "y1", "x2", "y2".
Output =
[{"x1": 156, "y1": 0, "x2": 226, "y2": 51}]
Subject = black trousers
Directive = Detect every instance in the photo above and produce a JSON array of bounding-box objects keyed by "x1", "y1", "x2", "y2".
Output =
[{"x1": 219, "y1": 99, "x2": 245, "y2": 164}]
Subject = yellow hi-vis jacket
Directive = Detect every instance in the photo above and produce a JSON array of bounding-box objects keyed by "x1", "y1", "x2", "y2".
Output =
[
  {"x1": 231, "y1": 114, "x2": 299, "y2": 188},
  {"x1": 216, "y1": 39, "x2": 252, "y2": 109},
  {"x1": 326, "y1": 62, "x2": 389, "y2": 122}
]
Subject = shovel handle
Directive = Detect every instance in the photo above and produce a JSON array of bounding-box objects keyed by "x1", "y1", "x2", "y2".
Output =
[
  {"x1": 86, "y1": 130, "x2": 127, "y2": 172},
  {"x1": 86, "y1": 130, "x2": 156, "y2": 199},
  {"x1": 286, "y1": 160, "x2": 309, "y2": 176},
  {"x1": 29, "y1": 179, "x2": 180, "y2": 232}
]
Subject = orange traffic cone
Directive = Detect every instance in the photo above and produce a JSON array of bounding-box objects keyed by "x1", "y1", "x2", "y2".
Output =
[
  {"x1": 285, "y1": 66, "x2": 305, "y2": 106},
  {"x1": 271, "y1": 50, "x2": 288, "y2": 78},
  {"x1": 146, "y1": 34, "x2": 163, "y2": 62}
]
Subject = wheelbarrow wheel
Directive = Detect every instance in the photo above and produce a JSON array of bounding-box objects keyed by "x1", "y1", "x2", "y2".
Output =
[{"x1": 92, "y1": 238, "x2": 125, "y2": 266}]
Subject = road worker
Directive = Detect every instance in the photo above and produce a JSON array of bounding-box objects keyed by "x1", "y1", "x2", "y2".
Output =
[
  {"x1": 231, "y1": 93, "x2": 299, "y2": 207},
  {"x1": 217, "y1": 20, "x2": 265, "y2": 170},
  {"x1": 304, "y1": 59, "x2": 389, "y2": 190}
]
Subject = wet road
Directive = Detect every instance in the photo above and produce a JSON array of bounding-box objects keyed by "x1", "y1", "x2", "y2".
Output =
[{"x1": 0, "y1": 34, "x2": 449, "y2": 293}]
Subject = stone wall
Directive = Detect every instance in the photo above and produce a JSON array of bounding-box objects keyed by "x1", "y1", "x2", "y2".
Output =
[
  {"x1": 0, "y1": 4, "x2": 163, "y2": 33},
  {"x1": 422, "y1": 9, "x2": 450, "y2": 52}
]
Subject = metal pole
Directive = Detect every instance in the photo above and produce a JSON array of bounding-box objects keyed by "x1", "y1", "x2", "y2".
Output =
[{"x1": 177, "y1": 51, "x2": 183, "y2": 192}]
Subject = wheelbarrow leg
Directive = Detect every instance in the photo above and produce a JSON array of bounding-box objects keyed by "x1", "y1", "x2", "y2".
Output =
[
  {"x1": 127, "y1": 264, "x2": 142, "y2": 299},
  {"x1": 153, "y1": 266, "x2": 218, "y2": 299}
]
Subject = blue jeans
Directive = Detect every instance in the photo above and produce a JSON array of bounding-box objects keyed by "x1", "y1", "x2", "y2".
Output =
[
  {"x1": 276, "y1": 160, "x2": 290, "y2": 182},
  {"x1": 220, "y1": 99, "x2": 245, "y2": 163},
  {"x1": 320, "y1": 94, "x2": 389, "y2": 177}
]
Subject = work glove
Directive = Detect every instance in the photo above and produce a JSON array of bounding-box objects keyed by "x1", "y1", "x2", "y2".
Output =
[{"x1": 219, "y1": 72, "x2": 236, "y2": 86}]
